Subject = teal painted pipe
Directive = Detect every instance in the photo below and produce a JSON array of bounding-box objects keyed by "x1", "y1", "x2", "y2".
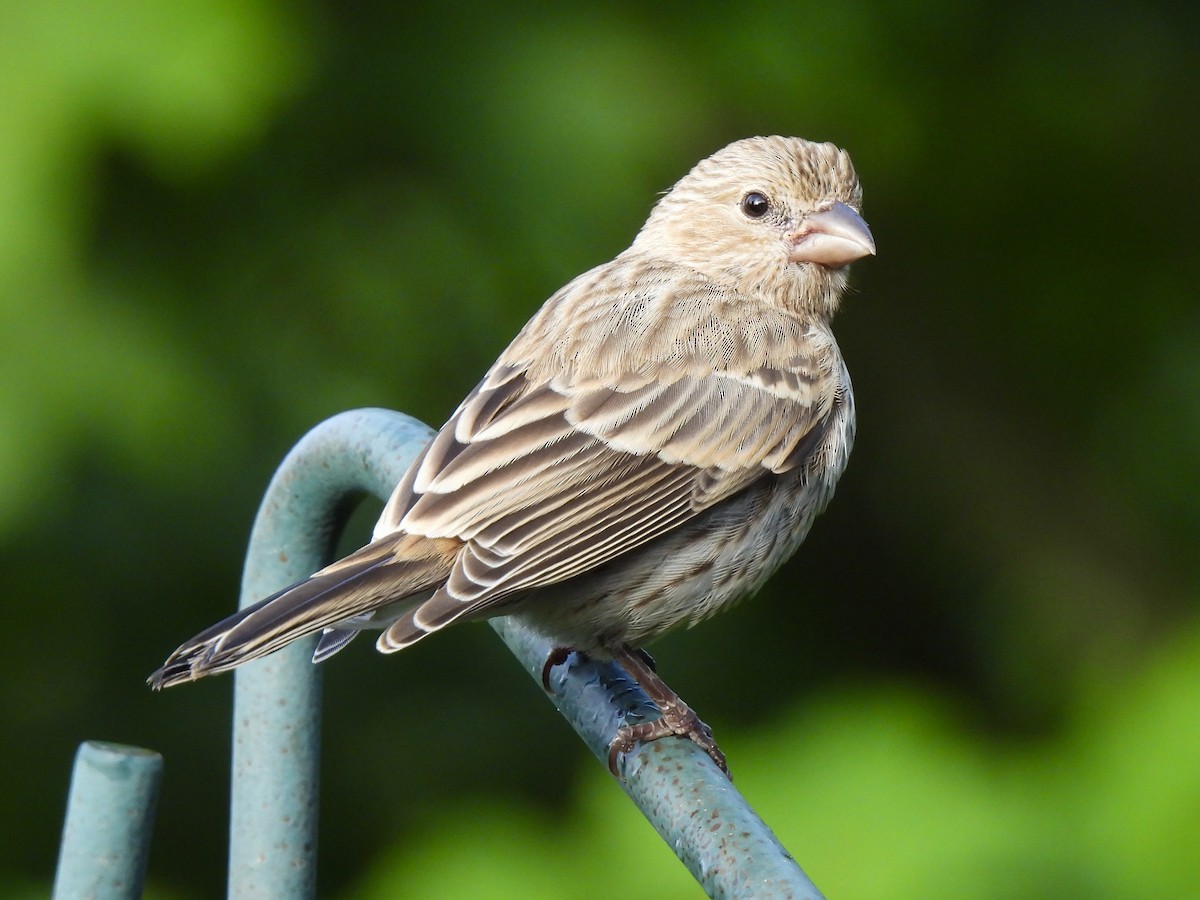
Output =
[
  {"x1": 52, "y1": 741, "x2": 163, "y2": 900},
  {"x1": 230, "y1": 407, "x2": 823, "y2": 899},
  {"x1": 229, "y1": 409, "x2": 434, "y2": 898},
  {"x1": 495, "y1": 619, "x2": 825, "y2": 899}
]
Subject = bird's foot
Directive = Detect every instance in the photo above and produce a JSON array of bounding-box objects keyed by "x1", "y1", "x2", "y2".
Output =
[
  {"x1": 606, "y1": 644, "x2": 730, "y2": 778},
  {"x1": 607, "y1": 697, "x2": 728, "y2": 777}
]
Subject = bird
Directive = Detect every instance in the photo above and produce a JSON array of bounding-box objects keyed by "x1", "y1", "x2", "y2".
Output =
[{"x1": 149, "y1": 135, "x2": 875, "y2": 776}]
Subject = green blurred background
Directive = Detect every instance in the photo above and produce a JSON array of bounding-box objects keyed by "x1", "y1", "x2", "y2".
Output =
[{"x1": 2, "y1": 0, "x2": 1197, "y2": 896}]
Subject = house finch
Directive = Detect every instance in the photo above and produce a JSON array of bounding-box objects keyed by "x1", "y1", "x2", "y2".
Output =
[{"x1": 150, "y1": 135, "x2": 874, "y2": 774}]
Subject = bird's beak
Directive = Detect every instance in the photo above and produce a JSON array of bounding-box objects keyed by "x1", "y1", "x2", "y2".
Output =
[{"x1": 789, "y1": 202, "x2": 876, "y2": 268}]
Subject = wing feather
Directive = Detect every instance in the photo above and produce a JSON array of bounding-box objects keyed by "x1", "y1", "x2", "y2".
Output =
[{"x1": 390, "y1": 355, "x2": 839, "y2": 632}]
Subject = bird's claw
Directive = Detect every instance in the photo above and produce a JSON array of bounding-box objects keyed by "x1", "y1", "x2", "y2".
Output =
[
  {"x1": 540, "y1": 646, "x2": 575, "y2": 691},
  {"x1": 607, "y1": 700, "x2": 730, "y2": 778}
]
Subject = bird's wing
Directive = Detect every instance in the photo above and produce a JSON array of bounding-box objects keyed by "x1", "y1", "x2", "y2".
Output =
[{"x1": 380, "y1": 341, "x2": 844, "y2": 643}]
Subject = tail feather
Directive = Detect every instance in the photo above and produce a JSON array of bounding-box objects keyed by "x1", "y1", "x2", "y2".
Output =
[
  {"x1": 148, "y1": 533, "x2": 457, "y2": 689},
  {"x1": 312, "y1": 626, "x2": 362, "y2": 663}
]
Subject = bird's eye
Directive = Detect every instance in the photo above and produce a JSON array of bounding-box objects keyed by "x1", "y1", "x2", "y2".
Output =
[{"x1": 740, "y1": 192, "x2": 770, "y2": 219}]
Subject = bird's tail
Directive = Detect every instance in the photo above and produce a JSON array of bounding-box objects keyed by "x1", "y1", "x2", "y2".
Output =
[{"x1": 148, "y1": 533, "x2": 457, "y2": 689}]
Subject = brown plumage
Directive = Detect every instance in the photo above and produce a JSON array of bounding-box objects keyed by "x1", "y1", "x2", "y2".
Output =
[{"x1": 149, "y1": 135, "x2": 874, "y2": 773}]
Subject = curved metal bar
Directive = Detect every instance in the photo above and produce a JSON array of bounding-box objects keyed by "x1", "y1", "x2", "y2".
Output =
[
  {"x1": 230, "y1": 407, "x2": 823, "y2": 899},
  {"x1": 52, "y1": 741, "x2": 163, "y2": 900},
  {"x1": 229, "y1": 409, "x2": 434, "y2": 898}
]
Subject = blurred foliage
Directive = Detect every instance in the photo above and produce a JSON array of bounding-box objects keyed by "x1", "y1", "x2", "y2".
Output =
[{"x1": 1, "y1": 0, "x2": 1196, "y2": 897}]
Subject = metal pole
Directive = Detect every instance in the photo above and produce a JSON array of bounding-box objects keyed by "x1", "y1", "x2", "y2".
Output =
[
  {"x1": 228, "y1": 408, "x2": 434, "y2": 899},
  {"x1": 495, "y1": 620, "x2": 825, "y2": 899},
  {"x1": 52, "y1": 741, "x2": 163, "y2": 900},
  {"x1": 229, "y1": 407, "x2": 823, "y2": 899}
]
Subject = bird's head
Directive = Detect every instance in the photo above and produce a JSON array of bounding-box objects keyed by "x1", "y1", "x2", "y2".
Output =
[{"x1": 631, "y1": 136, "x2": 875, "y2": 317}]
